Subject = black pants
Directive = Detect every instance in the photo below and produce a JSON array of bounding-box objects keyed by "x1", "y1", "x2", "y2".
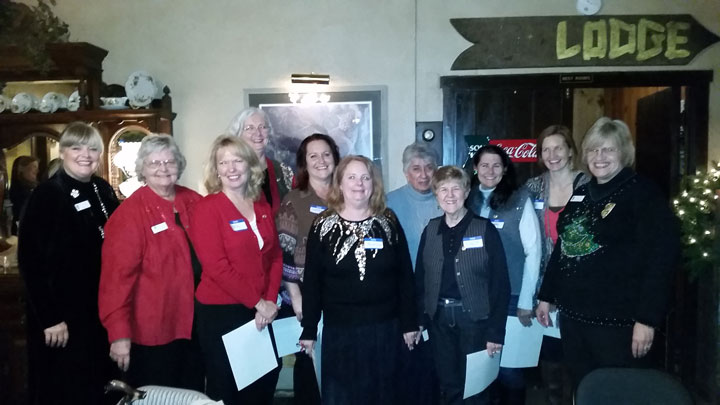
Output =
[
  {"x1": 429, "y1": 303, "x2": 489, "y2": 405},
  {"x1": 559, "y1": 314, "x2": 649, "y2": 389},
  {"x1": 397, "y1": 337, "x2": 440, "y2": 405},
  {"x1": 126, "y1": 336, "x2": 205, "y2": 391},
  {"x1": 195, "y1": 301, "x2": 281, "y2": 405}
]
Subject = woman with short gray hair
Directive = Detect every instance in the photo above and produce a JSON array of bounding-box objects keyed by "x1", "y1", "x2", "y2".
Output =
[{"x1": 99, "y1": 133, "x2": 205, "y2": 390}]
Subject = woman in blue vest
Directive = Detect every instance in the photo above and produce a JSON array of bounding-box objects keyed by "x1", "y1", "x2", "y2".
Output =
[{"x1": 467, "y1": 144, "x2": 542, "y2": 404}]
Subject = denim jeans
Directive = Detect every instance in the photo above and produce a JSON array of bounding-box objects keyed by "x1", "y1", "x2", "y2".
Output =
[{"x1": 429, "y1": 302, "x2": 489, "y2": 405}]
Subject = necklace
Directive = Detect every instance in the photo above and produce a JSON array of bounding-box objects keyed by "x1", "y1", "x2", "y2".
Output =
[{"x1": 92, "y1": 182, "x2": 110, "y2": 239}]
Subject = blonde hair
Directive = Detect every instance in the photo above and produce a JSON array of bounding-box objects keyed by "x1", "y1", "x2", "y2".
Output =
[
  {"x1": 431, "y1": 165, "x2": 470, "y2": 194},
  {"x1": 581, "y1": 117, "x2": 635, "y2": 170},
  {"x1": 203, "y1": 135, "x2": 264, "y2": 199},
  {"x1": 327, "y1": 155, "x2": 386, "y2": 216},
  {"x1": 60, "y1": 122, "x2": 104, "y2": 153}
]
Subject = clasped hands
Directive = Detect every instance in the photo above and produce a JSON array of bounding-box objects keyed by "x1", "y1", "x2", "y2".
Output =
[{"x1": 254, "y1": 298, "x2": 278, "y2": 331}]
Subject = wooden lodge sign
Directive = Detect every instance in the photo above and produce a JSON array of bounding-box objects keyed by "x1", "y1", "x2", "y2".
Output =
[{"x1": 450, "y1": 15, "x2": 720, "y2": 69}]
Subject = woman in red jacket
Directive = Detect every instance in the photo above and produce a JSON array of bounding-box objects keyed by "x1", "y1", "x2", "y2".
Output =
[
  {"x1": 190, "y1": 135, "x2": 283, "y2": 405},
  {"x1": 99, "y1": 134, "x2": 204, "y2": 390}
]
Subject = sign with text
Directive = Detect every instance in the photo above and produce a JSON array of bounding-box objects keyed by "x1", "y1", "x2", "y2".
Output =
[
  {"x1": 489, "y1": 139, "x2": 538, "y2": 162},
  {"x1": 451, "y1": 15, "x2": 720, "y2": 70}
]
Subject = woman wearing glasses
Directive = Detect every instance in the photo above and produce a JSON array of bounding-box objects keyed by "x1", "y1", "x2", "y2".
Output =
[
  {"x1": 99, "y1": 134, "x2": 205, "y2": 390},
  {"x1": 536, "y1": 117, "x2": 679, "y2": 387},
  {"x1": 227, "y1": 107, "x2": 293, "y2": 215}
]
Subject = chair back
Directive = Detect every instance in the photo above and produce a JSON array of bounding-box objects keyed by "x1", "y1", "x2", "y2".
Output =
[{"x1": 575, "y1": 368, "x2": 693, "y2": 405}]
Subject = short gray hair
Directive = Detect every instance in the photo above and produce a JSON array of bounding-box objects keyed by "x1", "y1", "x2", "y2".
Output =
[
  {"x1": 135, "y1": 134, "x2": 187, "y2": 182},
  {"x1": 60, "y1": 122, "x2": 104, "y2": 153},
  {"x1": 402, "y1": 143, "x2": 438, "y2": 173},
  {"x1": 226, "y1": 107, "x2": 273, "y2": 137},
  {"x1": 581, "y1": 117, "x2": 635, "y2": 169}
]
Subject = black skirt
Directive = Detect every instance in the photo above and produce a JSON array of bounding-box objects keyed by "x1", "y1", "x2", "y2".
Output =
[{"x1": 321, "y1": 318, "x2": 401, "y2": 405}]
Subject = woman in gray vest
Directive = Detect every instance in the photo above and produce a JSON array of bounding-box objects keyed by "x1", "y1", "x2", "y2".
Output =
[
  {"x1": 467, "y1": 144, "x2": 542, "y2": 404},
  {"x1": 524, "y1": 125, "x2": 588, "y2": 404},
  {"x1": 416, "y1": 165, "x2": 510, "y2": 404}
]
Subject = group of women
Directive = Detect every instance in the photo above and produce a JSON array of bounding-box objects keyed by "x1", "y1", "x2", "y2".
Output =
[{"x1": 17, "y1": 111, "x2": 678, "y2": 405}]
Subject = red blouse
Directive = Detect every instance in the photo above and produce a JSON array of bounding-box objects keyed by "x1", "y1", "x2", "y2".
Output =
[
  {"x1": 99, "y1": 185, "x2": 202, "y2": 346},
  {"x1": 190, "y1": 192, "x2": 282, "y2": 308}
]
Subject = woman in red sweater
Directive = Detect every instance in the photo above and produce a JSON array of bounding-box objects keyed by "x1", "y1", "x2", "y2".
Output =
[
  {"x1": 190, "y1": 135, "x2": 283, "y2": 405},
  {"x1": 99, "y1": 134, "x2": 204, "y2": 390}
]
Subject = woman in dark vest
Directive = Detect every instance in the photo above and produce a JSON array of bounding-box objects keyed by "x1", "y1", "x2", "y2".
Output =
[
  {"x1": 416, "y1": 165, "x2": 510, "y2": 404},
  {"x1": 467, "y1": 144, "x2": 542, "y2": 404}
]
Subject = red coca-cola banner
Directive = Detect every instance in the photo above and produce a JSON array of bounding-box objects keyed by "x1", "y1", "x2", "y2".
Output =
[{"x1": 489, "y1": 139, "x2": 537, "y2": 162}]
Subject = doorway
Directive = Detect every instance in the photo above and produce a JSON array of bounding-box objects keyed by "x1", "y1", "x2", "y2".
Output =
[{"x1": 440, "y1": 70, "x2": 713, "y2": 397}]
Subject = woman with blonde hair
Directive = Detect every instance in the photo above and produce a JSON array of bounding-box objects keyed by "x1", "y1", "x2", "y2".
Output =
[
  {"x1": 19, "y1": 122, "x2": 119, "y2": 405},
  {"x1": 536, "y1": 117, "x2": 679, "y2": 387},
  {"x1": 299, "y1": 155, "x2": 418, "y2": 404},
  {"x1": 190, "y1": 135, "x2": 282, "y2": 405}
]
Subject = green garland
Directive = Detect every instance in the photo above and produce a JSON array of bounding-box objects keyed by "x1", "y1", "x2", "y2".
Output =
[{"x1": 673, "y1": 161, "x2": 720, "y2": 278}]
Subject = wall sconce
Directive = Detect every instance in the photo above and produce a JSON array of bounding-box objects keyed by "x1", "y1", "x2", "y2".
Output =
[{"x1": 289, "y1": 73, "x2": 331, "y2": 104}]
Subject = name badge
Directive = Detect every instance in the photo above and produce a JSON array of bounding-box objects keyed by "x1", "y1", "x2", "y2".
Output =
[
  {"x1": 229, "y1": 219, "x2": 248, "y2": 231},
  {"x1": 364, "y1": 238, "x2": 384, "y2": 249},
  {"x1": 422, "y1": 329, "x2": 430, "y2": 342},
  {"x1": 570, "y1": 195, "x2": 585, "y2": 202},
  {"x1": 534, "y1": 199, "x2": 544, "y2": 210},
  {"x1": 74, "y1": 200, "x2": 91, "y2": 212},
  {"x1": 491, "y1": 220, "x2": 505, "y2": 229},
  {"x1": 462, "y1": 236, "x2": 484, "y2": 249},
  {"x1": 309, "y1": 205, "x2": 327, "y2": 214},
  {"x1": 151, "y1": 222, "x2": 168, "y2": 234}
]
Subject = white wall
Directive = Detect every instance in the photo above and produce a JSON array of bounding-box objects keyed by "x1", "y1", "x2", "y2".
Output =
[
  {"x1": 38, "y1": 0, "x2": 720, "y2": 189},
  {"x1": 47, "y1": 0, "x2": 417, "y2": 190}
]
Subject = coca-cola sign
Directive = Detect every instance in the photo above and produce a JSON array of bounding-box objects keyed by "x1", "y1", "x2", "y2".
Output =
[{"x1": 489, "y1": 139, "x2": 537, "y2": 162}]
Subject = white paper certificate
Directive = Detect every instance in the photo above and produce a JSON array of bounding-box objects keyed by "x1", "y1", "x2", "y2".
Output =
[
  {"x1": 222, "y1": 320, "x2": 278, "y2": 391},
  {"x1": 272, "y1": 316, "x2": 304, "y2": 358},
  {"x1": 464, "y1": 350, "x2": 501, "y2": 399},
  {"x1": 499, "y1": 316, "x2": 544, "y2": 368}
]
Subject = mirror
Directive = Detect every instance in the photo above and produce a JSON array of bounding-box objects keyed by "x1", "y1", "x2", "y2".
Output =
[{"x1": 108, "y1": 126, "x2": 149, "y2": 199}]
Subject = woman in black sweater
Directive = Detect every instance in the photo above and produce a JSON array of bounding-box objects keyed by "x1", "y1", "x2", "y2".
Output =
[
  {"x1": 299, "y1": 155, "x2": 418, "y2": 405},
  {"x1": 536, "y1": 117, "x2": 679, "y2": 387}
]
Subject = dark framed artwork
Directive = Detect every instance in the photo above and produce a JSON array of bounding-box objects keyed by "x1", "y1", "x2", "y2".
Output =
[{"x1": 247, "y1": 89, "x2": 384, "y2": 173}]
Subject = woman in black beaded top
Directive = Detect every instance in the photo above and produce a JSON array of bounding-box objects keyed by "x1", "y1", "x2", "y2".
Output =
[
  {"x1": 299, "y1": 155, "x2": 418, "y2": 405},
  {"x1": 19, "y1": 122, "x2": 120, "y2": 405},
  {"x1": 536, "y1": 117, "x2": 679, "y2": 387}
]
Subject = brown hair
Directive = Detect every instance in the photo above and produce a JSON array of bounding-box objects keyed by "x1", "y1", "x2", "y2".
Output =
[
  {"x1": 431, "y1": 165, "x2": 470, "y2": 194},
  {"x1": 536, "y1": 124, "x2": 578, "y2": 170},
  {"x1": 327, "y1": 155, "x2": 386, "y2": 216},
  {"x1": 295, "y1": 133, "x2": 341, "y2": 191}
]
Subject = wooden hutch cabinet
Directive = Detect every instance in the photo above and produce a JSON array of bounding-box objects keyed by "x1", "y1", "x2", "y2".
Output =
[{"x1": 0, "y1": 42, "x2": 175, "y2": 404}]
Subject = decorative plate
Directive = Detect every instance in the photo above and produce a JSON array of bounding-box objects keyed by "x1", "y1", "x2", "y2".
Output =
[
  {"x1": 0, "y1": 95, "x2": 10, "y2": 113},
  {"x1": 68, "y1": 90, "x2": 81, "y2": 111},
  {"x1": 125, "y1": 71, "x2": 158, "y2": 109},
  {"x1": 11, "y1": 93, "x2": 39, "y2": 114},
  {"x1": 39, "y1": 92, "x2": 69, "y2": 113}
]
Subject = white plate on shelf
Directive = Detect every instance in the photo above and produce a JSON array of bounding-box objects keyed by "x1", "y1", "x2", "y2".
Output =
[
  {"x1": 11, "y1": 93, "x2": 39, "y2": 114},
  {"x1": 125, "y1": 71, "x2": 158, "y2": 109},
  {"x1": 39, "y1": 92, "x2": 69, "y2": 113},
  {"x1": 68, "y1": 90, "x2": 81, "y2": 111},
  {"x1": 0, "y1": 95, "x2": 10, "y2": 113}
]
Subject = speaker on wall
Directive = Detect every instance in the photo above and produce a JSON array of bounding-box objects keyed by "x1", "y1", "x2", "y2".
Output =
[{"x1": 415, "y1": 121, "x2": 443, "y2": 165}]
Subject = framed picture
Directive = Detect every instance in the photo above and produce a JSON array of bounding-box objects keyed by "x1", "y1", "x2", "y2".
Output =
[{"x1": 247, "y1": 89, "x2": 384, "y2": 173}]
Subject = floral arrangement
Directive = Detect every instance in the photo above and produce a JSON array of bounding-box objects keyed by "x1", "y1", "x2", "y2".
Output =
[
  {"x1": 673, "y1": 161, "x2": 720, "y2": 278},
  {"x1": 0, "y1": 0, "x2": 69, "y2": 73}
]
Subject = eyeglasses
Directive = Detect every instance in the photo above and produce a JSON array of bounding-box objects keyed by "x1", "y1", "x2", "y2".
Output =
[
  {"x1": 146, "y1": 159, "x2": 178, "y2": 170},
  {"x1": 243, "y1": 124, "x2": 270, "y2": 133},
  {"x1": 586, "y1": 147, "x2": 619, "y2": 157}
]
